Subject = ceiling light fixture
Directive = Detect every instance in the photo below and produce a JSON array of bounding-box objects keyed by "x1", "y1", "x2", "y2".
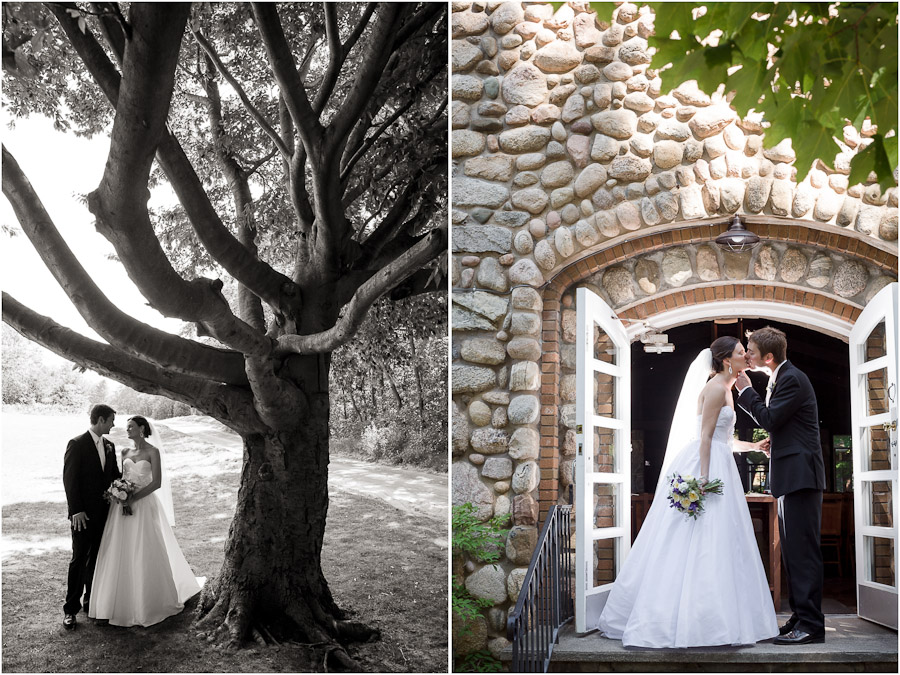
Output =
[{"x1": 715, "y1": 214, "x2": 760, "y2": 252}]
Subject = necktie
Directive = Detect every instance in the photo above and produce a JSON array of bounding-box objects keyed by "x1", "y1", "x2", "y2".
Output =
[
  {"x1": 765, "y1": 379, "x2": 775, "y2": 407},
  {"x1": 97, "y1": 437, "x2": 106, "y2": 471}
]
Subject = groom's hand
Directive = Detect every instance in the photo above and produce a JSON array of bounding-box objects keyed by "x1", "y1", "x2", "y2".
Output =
[
  {"x1": 71, "y1": 512, "x2": 89, "y2": 531},
  {"x1": 735, "y1": 371, "x2": 751, "y2": 391},
  {"x1": 757, "y1": 438, "x2": 771, "y2": 457}
]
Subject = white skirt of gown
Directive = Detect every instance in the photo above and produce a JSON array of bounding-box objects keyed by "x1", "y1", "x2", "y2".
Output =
[
  {"x1": 597, "y1": 407, "x2": 778, "y2": 648},
  {"x1": 89, "y1": 459, "x2": 200, "y2": 627}
]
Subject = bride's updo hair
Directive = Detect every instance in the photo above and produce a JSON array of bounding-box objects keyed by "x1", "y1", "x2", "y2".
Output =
[
  {"x1": 710, "y1": 336, "x2": 740, "y2": 373},
  {"x1": 129, "y1": 415, "x2": 151, "y2": 438}
]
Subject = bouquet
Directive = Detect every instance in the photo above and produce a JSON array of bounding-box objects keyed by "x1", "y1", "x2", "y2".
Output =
[
  {"x1": 104, "y1": 478, "x2": 137, "y2": 516},
  {"x1": 666, "y1": 473, "x2": 724, "y2": 520}
]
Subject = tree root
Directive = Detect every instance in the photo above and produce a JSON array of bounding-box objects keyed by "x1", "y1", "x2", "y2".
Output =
[{"x1": 194, "y1": 586, "x2": 375, "y2": 671}]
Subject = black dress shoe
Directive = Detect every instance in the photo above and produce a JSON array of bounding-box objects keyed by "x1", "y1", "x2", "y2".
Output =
[
  {"x1": 778, "y1": 616, "x2": 799, "y2": 636},
  {"x1": 774, "y1": 629, "x2": 824, "y2": 645},
  {"x1": 63, "y1": 614, "x2": 77, "y2": 631}
]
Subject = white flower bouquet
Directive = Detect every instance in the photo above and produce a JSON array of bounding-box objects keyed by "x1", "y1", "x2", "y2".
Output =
[
  {"x1": 104, "y1": 478, "x2": 137, "y2": 515},
  {"x1": 666, "y1": 473, "x2": 724, "y2": 520}
]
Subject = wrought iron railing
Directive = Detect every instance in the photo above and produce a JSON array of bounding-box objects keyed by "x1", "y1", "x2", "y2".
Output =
[{"x1": 506, "y1": 504, "x2": 573, "y2": 673}]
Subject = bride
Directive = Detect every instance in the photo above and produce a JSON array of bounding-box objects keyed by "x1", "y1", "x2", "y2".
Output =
[
  {"x1": 89, "y1": 416, "x2": 200, "y2": 626},
  {"x1": 597, "y1": 336, "x2": 779, "y2": 647}
]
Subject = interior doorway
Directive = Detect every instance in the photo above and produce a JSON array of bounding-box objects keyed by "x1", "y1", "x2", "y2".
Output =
[{"x1": 629, "y1": 319, "x2": 857, "y2": 612}]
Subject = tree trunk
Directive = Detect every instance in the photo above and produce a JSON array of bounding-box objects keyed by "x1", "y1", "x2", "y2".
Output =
[{"x1": 195, "y1": 355, "x2": 376, "y2": 668}]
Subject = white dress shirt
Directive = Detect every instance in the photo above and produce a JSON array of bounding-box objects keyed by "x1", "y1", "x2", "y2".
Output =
[
  {"x1": 737, "y1": 361, "x2": 784, "y2": 407},
  {"x1": 765, "y1": 361, "x2": 785, "y2": 407},
  {"x1": 88, "y1": 429, "x2": 106, "y2": 471}
]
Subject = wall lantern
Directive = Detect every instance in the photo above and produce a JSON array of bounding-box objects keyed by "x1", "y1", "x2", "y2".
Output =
[{"x1": 715, "y1": 215, "x2": 760, "y2": 252}]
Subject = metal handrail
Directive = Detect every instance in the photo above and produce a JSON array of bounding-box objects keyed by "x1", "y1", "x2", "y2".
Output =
[{"x1": 506, "y1": 504, "x2": 574, "y2": 673}]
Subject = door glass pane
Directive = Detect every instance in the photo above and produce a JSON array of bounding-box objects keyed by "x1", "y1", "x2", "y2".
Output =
[
  {"x1": 861, "y1": 424, "x2": 895, "y2": 472},
  {"x1": 592, "y1": 428, "x2": 626, "y2": 474},
  {"x1": 592, "y1": 537, "x2": 619, "y2": 587},
  {"x1": 864, "y1": 319, "x2": 887, "y2": 362},
  {"x1": 593, "y1": 368, "x2": 616, "y2": 420},
  {"x1": 592, "y1": 482, "x2": 619, "y2": 530},
  {"x1": 865, "y1": 481, "x2": 894, "y2": 529},
  {"x1": 866, "y1": 367, "x2": 890, "y2": 417},
  {"x1": 864, "y1": 536, "x2": 896, "y2": 587},
  {"x1": 593, "y1": 323, "x2": 617, "y2": 366}
]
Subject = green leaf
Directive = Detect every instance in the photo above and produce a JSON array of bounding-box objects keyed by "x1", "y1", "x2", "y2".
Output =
[
  {"x1": 793, "y1": 119, "x2": 841, "y2": 181},
  {"x1": 848, "y1": 135, "x2": 896, "y2": 191}
]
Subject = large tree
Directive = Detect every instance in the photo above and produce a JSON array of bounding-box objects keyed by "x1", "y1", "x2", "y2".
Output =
[{"x1": 2, "y1": 2, "x2": 446, "y2": 666}]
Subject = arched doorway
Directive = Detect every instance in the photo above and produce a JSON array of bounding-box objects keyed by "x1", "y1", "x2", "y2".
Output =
[{"x1": 567, "y1": 281, "x2": 897, "y2": 633}]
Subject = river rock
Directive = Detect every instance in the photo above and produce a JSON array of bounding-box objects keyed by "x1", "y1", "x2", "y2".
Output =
[
  {"x1": 452, "y1": 461, "x2": 494, "y2": 521},
  {"x1": 466, "y1": 563, "x2": 508, "y2": 604},
  {"x1": 508, "y1": 427, "x2": 540, "y2": 460},
  {"x1": 461, "y1": 337, "x2": 507, "y2": 365},
  {"x1": 511, "y1": 460, "x2": 539, "y2": 493},
  {"x1": 833, "y1": 261, "x2": 868, "y2": 298},
  {"x1": 508, "y1": 395, "x2": 539, "y2": 424},
  {"x1": 506, "y1": 526, "x2": 538, "y2": 565},
  {"x1": 807, "y1": 254, "x2": 833, "y2": 288},
  {"x1": 753, "y1": 245, "x2": 778, "y2": 281},
  {"x1": 780, "y1": 248, "x2": 808, "y2": 283},
  {"x1": 696, "y1": 245, "x2": 720, "y2": 281},
  {"x1": 499, "y1": 125, "x2": 552, "y2": 153},
  {"x1": 470, "y1": 428, "x2": 510, "y2": 455},
  {"x1": 602, "y1": 266, "x2": 635, "y2": 304},
  {"x1": 502, "y1": 63, "x2": 548, "y2": 107}
]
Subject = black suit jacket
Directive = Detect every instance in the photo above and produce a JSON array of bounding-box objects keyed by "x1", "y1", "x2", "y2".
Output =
[
  {"x1": 737, "y1": 360, "x2": 826, "y2": 498},
  {"x1": 63, "y1": 431, "x2": 121, "y2": 519}
]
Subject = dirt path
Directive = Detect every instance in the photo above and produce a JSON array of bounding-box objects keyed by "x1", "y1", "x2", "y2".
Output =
[
  {"x1": 83, "y1": 416, "x2": 448, "y2": 520},
  {"x1": 161, "y1": 416, "x2": 447, "y2": 521}
]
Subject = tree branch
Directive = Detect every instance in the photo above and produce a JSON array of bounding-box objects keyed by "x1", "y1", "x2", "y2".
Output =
[
  {"x1": 2, "y1": 144, "x2": 248, "y2": 386},
  {"x1": 52, "y1": 3, "x2": 304, "y2": 331},
  {"x1": 339, "y1": 95, "x2": 417, "y2": 185},
  {"x1": 191, "y1": 27, "x2": 291, "y2": 159},
  {"x1": 275, "y1": 224, "x2": 446, "y2": 355},
  {"x1": 2, "y1": 293, "x2": 266, "y2": 435},
  {"x1": 251, "y1": 2, "x2": 322, "y2": 152},
  {"x1": 326, "y1": 3, "x2": 404, "y2": 152}
]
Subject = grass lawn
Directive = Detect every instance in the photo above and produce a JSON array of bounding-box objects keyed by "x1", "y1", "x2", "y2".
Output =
[{"x1": 2, "y1": 420, "x2": 448, "y2": 673}]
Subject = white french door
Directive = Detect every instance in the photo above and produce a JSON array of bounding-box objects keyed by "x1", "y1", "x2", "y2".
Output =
[
  {"x1": 574, "y1": 287, "x2": 631, "y2": 633},
  {"x1": 848, "y1": 282, "x2": 898, "y2": 629}
]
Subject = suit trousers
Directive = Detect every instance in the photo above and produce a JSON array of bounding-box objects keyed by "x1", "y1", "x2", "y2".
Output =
[
  {"x1": 778, "y1": 488, "x2": 825, "y2": 634},
  {"x1": 64, "y1": 510, "x2": 107, "y2": 615}
]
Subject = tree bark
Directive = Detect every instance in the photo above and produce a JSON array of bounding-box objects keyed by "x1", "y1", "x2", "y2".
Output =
[{"x1": 196, "y1": 355, "x2": 376, "y2": 668}]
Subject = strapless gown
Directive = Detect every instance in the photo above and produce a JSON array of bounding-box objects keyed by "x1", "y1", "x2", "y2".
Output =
[
  {"x1": 89, "y1": 458, "x2": 200, "y2": 626},
  {"x1": 597, "y1": 406, "x2": 779, "y2": 647}
]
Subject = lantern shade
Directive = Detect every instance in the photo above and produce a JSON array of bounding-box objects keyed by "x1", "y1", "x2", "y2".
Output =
[{"x1": 715, "y1": 215, "x2": 760, "y2": 252}]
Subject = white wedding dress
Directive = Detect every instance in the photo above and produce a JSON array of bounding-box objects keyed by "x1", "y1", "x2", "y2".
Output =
[
  {"x1": 597, "y1": 406, "x2": 779, "y2": 647},
  {"x1": 89, "y1": 458, "x2": 200, "y2": 627}
]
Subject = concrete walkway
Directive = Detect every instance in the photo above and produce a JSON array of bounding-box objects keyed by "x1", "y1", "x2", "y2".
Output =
[{"x1": 525, "y1": 614, "x2": 898, "y2": 672}]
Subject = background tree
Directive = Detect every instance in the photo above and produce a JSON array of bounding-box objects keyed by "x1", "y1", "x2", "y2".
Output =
[
  {"x1": 331, "y1": 292, "x2": 448, "y2": 470},
  {"x1": 554, "y1": 2, "x2": 898, "y2": 187},
  {"x1": 2, "y1": 2, "x2": 446, "y2": 666}
]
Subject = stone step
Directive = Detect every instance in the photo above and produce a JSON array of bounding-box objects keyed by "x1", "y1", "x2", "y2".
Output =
[{"x1": 502, "y1": 615, "x2": 898, "y2": 673}]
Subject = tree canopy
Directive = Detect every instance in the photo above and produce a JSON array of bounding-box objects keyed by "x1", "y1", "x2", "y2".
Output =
[{"x1": 554, "y1": 2, "x2": 898, "y2": 188}]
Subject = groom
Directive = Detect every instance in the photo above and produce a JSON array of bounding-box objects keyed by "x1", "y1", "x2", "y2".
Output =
[
  {"x1": 735, "y1": 327, "x2": 826, "y2": 645},
  {"x1": 62, "y1": 404, "x2": 120, "y2": 630}
]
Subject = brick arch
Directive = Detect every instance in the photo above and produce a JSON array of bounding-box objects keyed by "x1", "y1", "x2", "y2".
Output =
[
  {"x1": 535, "y1": 219, "x2": 898, "y2": 521},
  {"x1": 541, "y1": 217, "x2": 897, "y2": 293}
]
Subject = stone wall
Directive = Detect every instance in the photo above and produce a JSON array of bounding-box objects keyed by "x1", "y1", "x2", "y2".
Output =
[{"x1": 450, "y1": 1, "x2": 898, "y2": 655}]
